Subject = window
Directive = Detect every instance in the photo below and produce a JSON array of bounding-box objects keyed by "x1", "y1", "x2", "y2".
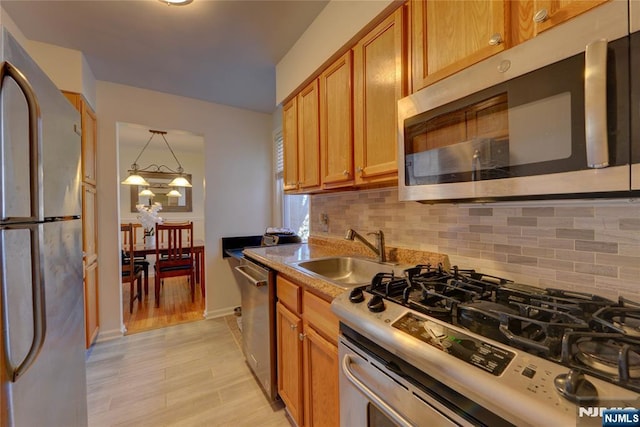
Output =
[{"x1": 275, "y1": 131, "x2": 309, "y2": 241}]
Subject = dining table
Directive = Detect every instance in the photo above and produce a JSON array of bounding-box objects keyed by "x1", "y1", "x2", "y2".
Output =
[{"x1": 131, "y1": 239, "x2": 206, "y2": 299}]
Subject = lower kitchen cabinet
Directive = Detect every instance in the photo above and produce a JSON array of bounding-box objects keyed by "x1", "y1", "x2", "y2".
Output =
[
  {"x1": 276, "y1": 275, "x2": 339, "y2": 427},
  {"x1": 277, "y1": 301, "x2": 304, "y2": 424}
]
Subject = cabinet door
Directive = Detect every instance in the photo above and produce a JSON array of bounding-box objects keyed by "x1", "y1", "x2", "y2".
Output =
[
  {"x1": 511, "y1": 0, "x2": 608, "y2": 45},
  {"x1": 354, "y1": 7, "x2": 406, "y2": 186},
  {"x1": 84, "y1": 260, "x2": 99, "y2": 348},
  {"x1": 276, "y1": 302, "x2": 303, "y2": 426},
  {"x1": 303, "y1": 326, "x2": 339, "y2": 427},
  {"x1": 82, "y1": 183, "x2": 97, "y2": 262},
  {"x1": 297, "y1": 80, "x2": 321, "y2": 190},
  {"x1": 282, "y1": 97, "x2": 299, "y2": 191},
  {"x1": 81, "y1": 102, "x2": 97, "y2": 185},
  {"x1": 411, "y1": 0, "x2": 507, "y2": 92},
  {"x1": 320, "y1": 51, "x2": 354, "y2": 189}
]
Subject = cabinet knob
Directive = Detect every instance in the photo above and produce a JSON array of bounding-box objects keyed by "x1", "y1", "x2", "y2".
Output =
[
  {"x1": 289, "y1": 323, "x2": 297, "y2": 331},
  {"x1": 299, "y1": 333, "x2": 306, "y2": 341},
  {"x1": 533, "y1": 8, "x2": 548, "y2": 23},
  {"x1": 356, "y1": 166, "x2": 363, "y2": 174},
  {"x1": 342, "y1": 170, "x2": 349, "y2": 176},
  {"x1": 488, "y1": 33, "x2": 503, "y2": 46}
]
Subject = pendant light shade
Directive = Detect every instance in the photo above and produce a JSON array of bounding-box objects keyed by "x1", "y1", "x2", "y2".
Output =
[
  {"x1": 168, "y1": 176, "x2": 192, "y2": 187},
  {"x1": 166, "y1": 189, "x2": 183, "y2": 198},
  {"x1": 138, "y1": 188, "x2": 156, "y2": 197},
  {"x1": 122, "y1": 173, "x2": 150, "y2": 186}
]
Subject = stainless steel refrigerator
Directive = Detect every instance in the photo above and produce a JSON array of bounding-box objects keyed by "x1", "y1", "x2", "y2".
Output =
[{"x1": 0, "y1": 28, "x2": 88, "y2": 426}]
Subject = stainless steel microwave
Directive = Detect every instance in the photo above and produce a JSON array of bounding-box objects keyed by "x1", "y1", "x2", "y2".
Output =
[{"x1": 398, "y1": 1, "x2": 633, "y2": 203}]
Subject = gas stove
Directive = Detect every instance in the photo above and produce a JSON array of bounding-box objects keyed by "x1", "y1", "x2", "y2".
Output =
[{"x1": 332, "y1": 264, "x2": 640, "y2": 426}]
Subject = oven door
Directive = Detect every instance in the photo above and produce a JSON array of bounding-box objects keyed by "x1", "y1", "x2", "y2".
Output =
[{"x1": 339, "y1": 338, "x2": 463, "y2": 427}]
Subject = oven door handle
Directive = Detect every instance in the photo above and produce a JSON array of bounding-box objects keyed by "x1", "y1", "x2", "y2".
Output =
[{"x1": 341, "y1": 354, "x2": 414, "y2": 427}]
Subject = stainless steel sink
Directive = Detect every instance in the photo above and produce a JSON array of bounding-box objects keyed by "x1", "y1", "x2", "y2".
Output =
[{"x1": 290, "y1": 256, "x2": 402, "y2": 289}]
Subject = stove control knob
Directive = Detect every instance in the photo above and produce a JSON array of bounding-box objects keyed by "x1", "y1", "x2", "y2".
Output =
[
  {"x1": 554, "y1": 369, "x2": 598, "y2": 403},
  {"x1": 349, "y1": 287, "x2": 365, "y2": 304},
  {"x1": 367, "y1": 295, "x2": 385, "y2": 313}
]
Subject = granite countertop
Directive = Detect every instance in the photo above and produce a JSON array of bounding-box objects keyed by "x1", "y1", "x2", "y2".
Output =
[{"x1": 243, "y1": 236, "x2": 450, "y2": 301}]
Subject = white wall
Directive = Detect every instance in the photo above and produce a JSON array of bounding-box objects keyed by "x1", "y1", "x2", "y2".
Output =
[
  {"x1": 275, "y1": 0, "x2": 394, "y2": 104},
  {"x1": 97, "y1": 81, "x2": 273, "y2": 339},
  {"x1": 26, "y1": 40, "x2": 96, "y2": 109}
]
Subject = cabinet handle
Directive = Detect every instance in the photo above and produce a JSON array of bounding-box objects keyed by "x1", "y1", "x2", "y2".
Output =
[
  {"x1": 289, "y1": 323, "x2": 297, "y2": 331},
  {"x1": 299, "y1": 333, "x2": 306, "y2": 341},
  {"x1": 488, "y1": 33, "x2": 503, "y2": 46},
  {"x1": 533, "y1": 8, "x2": 548, "y2": 23}
]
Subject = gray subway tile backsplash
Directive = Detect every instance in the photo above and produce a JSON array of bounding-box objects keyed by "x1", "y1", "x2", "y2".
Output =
[{"x1": 309, "y1": 188, "x2": 640, "y2": 299}]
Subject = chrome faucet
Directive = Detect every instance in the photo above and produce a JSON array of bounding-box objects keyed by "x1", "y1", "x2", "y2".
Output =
[{"x1": 345, "y1": 229, "x2": 386, "y2": 263}]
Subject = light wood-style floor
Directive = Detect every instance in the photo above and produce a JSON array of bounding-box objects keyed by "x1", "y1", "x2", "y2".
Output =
[
  {"x1": 122, "y1": 276, "x2": 206, "y2": 335},
  {"x1": 86, "y1": 316, "x2": 293, "y2": 427}
]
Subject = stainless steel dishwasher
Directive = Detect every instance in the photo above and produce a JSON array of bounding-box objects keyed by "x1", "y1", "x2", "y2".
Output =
[{"x1": 233, "y1": 256, "x2": 277, "y2": 401}]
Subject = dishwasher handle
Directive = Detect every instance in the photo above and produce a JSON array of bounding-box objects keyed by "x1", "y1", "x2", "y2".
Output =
[{"x1": 234, "y1": 265, "x2": 268, "y2": 287}]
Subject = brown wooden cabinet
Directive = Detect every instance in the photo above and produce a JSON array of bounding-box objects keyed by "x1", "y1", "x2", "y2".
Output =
[
  {"x1": 276, "y1": 275, "x2": 339, "y2": 427},
  {"x1": 320, "y1": 51, "x2": 354, "y2": 190},
  {"x1": 282, "y1": 81, "x2": 321, "y2": 193},
  {"x1": 282, "y1": 97, "x2": 299, "y2": 191},
  {"x1": 63, "y1": 91, "x2": 99, "y2": 349},
  {"x1": 297, "y1": 80, "x2": 321, "y2": 191},
  {"x1": 353, "y1": 6, "x2": 407, "y2": 186},
  {"x1": 510, "y1": 0, "x2": 608, "y2": 45},
  {"x1": 411, "y1": 0, "x2": 508, "y2": 93},
  {"x1": 276, "y1": 301, "x2": 304, "y2": 425}
]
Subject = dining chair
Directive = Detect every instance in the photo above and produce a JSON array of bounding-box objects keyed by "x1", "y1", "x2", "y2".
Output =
[
  {"x1": 154, "y1": 221, "x2": 195, "y2": 307},
  {"x1": 121, "y1": 223, "x2": 144, "y2": 313},
  {"x1": 120, "y1": 222, "x2": 150, "y2": 296}
]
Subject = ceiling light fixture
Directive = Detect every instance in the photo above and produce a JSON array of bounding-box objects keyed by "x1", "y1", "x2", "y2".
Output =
[
  {"x1": 158, "y1": 0, "x2": 193, "y2": 6},
  {"x1": 121, "y1": 129, "x2": 193, "y2": 188}
]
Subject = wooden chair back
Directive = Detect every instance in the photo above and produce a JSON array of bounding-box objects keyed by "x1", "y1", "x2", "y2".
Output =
[
  {"x1": 157, "y1": 221, "x2": 192, "y2": 244},
  {"x1": 121, "y1": 223, "x2": 143, "y2": 246},
  {"x1": 121, "y1": 223, "x2": 143, "y2": 313},
  {"x1": 154, "y1": 221, "x2": 195, "y2": 305}
]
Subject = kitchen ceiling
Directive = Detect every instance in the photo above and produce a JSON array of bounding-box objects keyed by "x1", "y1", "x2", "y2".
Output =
[{"x1": 2, "y1": 0, "x2": 329, "y2": 114}]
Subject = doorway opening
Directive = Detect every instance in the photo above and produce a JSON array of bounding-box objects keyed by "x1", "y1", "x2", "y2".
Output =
[{"x1": 117, "y1": 122, "x2": 205, "y2": 334}]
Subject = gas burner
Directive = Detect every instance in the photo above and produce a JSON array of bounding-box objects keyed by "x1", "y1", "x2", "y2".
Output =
[
  {"x1": 592, "y1": 306, "x2": 640, "y2": 338},
  {"x1": 575, "y1": 340, "x2": 640, "y2": 378}
]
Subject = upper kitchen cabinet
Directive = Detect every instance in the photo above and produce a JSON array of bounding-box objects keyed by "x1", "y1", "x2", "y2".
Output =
[
  {"x1": 353, "y1": 6, "x2": 407, "y2": 186},
  {"x1": 411, "y1": 0, "x2": 508, "y2": 93},
  {"x1": 283, "y1": 82, "x2": 322, "y2": 193},
  {"x1": 510, "y1": 0, "x2": 609, "y2": 45},
  {"x1": 320, "y1": 51, "x2": 354, "y2": 190},
  {"x1": 63, "y1": 91, "x2": 97, "y2": 185},
  {"x1": 297, "y1": 81, "x2": 321, "y2": 191},
  {"x1": 282, "y1": 97, "x2": 299, "y2": 191}
]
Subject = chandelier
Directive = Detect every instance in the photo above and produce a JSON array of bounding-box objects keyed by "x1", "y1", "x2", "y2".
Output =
[{"x1": 121, "y1": 129, "x2": 192, "y2": 188}]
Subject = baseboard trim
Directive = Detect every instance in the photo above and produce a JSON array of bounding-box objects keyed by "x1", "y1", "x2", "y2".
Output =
[
  {"x1": 205, "y1": 306, "x2": 236, "y2": 319},
  {"x1": 95, "y1": 327, "x2": 124, "y2": 343}
]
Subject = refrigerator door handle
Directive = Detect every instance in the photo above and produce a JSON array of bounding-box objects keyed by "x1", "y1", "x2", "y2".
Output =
[
  {"x1": 1, "y1": 225, "x2": 46, "y2": 382},
  {"x1": 0, "y1": 61, "x2": 42, "y2": 222},
  {"x1": 0, "y1": 61, "x2": 46, "y2": 382}
]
